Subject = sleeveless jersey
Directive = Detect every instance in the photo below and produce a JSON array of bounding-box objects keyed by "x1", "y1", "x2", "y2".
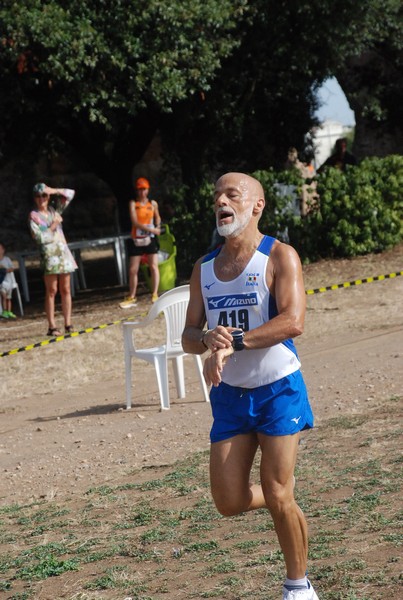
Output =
[
  {"x1": 201, "y1": 235, "x2": 301, "y2": 388},
  {"x1": 131, "y1": 200, "x2": 155, "y2": 239}
]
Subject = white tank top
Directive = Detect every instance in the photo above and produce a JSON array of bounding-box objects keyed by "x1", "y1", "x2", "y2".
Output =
[{"x1": 201, "y1": 236, "x2": 301, "y2": 388}]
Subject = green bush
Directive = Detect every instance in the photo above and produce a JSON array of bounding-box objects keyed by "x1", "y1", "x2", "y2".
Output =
[
  {"x1": 168, "y1": 156, "x2": 402, "y2": 275},
  {"x1": 255, "y1": 155, "x2": 402, "y2": 261},
  {"x1": 312, "y1": 155, "x2": 402, "y2": 259}
]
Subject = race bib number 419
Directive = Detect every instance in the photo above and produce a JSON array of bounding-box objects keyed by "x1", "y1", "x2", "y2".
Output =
[{"x1": 207, "y1": 293, "x2": 258, "y2": 332}]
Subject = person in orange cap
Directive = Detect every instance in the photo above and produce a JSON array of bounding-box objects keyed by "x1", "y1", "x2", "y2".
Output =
[{"x1": 119, "y1": 177, "x2": 162, "y2": 308}]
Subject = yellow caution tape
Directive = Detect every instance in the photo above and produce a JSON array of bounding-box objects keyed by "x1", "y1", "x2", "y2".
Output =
[
  {"x1": 0, "y1": 314, "x2": 141, "y2": 358},
  {"x1": 1, "y1": 270, "x2": 402, "y2": 358},
  {"x1": 305, "y1": 270, "x2": 402, "y2": 295}
]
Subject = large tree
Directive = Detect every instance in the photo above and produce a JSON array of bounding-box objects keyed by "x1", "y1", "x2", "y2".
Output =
[
  {"x1": 0, "y1": 0, "x2": 401, "y2": 220},
  {"x1": 164, "y1": 0, "x2": 402, "y2": 183},
  {"x1": 335, "y1": 1, "x2": 403, "y2": 157},
  {"x1": 0, "y1": 0, "x2": 246, "y2": 223}
]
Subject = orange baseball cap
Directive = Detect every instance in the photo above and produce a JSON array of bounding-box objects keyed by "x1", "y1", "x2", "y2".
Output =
[{"x1": 135, "y1": 177, "x2": 150, "y2": 189}]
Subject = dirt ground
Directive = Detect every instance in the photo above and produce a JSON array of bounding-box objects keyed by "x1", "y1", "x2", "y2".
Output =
[
  {"x1": 1, "y1": 244, "x2": 402, "y2": 501},
  {"x1": 0, "y1": 243, "x2": 402, "y2": 599}
]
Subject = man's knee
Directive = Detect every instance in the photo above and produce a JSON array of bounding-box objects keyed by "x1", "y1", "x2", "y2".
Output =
[
  {"x1": 264, "y1": 482, "x2": 294, "y2": 516},
  {"x1": 213, "y1": 498, "x2": 244, "y2": 517},
  {"x1": 212, "y1": 489, "x2": 250, "y2": 517}
]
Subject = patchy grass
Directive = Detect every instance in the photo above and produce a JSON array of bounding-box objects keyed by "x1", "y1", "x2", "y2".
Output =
[{"x1": 0, "y1": 396, "x2": 401, "y2": 599}]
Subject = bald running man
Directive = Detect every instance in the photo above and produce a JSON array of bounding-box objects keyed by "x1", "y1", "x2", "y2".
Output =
[{"x1": 182, "y1": 172, "x2": 319, "y2": 600}]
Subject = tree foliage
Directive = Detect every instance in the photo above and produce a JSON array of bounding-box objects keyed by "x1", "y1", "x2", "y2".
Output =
[
  {"x1": 0, "y1": 0, "x2": 402, "y2": 237},
  {"x1": 161, "y1": 0, "x2": 403, "y2": 188},
  {"x1": 0, "y1": 0, "x2": 246, "y2": 213},
  {"x1": 0, "y1": 0, "x2": 244, "y2": 121}
]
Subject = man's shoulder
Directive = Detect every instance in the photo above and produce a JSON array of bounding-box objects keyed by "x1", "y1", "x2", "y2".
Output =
[{"x1": 270, "y1": 239, "x2": 302, "y2": 273}]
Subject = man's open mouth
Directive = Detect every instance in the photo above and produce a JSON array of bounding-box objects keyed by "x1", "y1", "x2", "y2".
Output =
[{"x1": 217, "y1": 210, "x2": 234, "y2": 224}]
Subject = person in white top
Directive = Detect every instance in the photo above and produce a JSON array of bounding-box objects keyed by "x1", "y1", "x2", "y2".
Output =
[
  {"x1": 0, "y1": 241, "x2": 17, "y2": 319},
  {"x1": 182, "y1": 172, "x2": 319, "y2": 600}
]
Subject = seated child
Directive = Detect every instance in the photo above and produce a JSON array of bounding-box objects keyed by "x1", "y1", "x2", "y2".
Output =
[{"x1": 0, "y1": 241, "x2": 17, "y2": 319}]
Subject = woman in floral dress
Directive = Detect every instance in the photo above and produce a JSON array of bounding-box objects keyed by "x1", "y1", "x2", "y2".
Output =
[{"x1": 29, "y1": 183, "x2": 77, "y2": 336}]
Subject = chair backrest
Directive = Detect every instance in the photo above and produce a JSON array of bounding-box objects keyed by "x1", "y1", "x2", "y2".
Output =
[
  {"x1": 147, "y1": 284, "x2": 190, "y2": 352},
  {"x1": 9, "y1": 271, "x2": 17, "y2": 288}
]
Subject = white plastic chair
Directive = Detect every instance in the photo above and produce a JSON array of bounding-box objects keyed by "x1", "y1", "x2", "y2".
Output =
[{"x1": 122, "y1": 284, "x2": 210, "y2": 410}]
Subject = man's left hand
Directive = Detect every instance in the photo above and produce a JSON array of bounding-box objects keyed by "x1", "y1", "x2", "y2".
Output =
[{"x1": 203, "y1": 346, "x2": 234, "y2": 387}]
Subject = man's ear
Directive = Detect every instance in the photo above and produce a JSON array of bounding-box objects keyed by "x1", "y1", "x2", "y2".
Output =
[{"x1": 253, "y1": 197, "x2": 265, "y2": 215}]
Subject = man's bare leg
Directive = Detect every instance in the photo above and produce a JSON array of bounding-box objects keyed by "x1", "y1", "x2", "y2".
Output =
[
  {"x1": 258, "y1": 432, "x2": 308, "y2": 579},
  {"x1": 210, "y1": 433, "x2": 266, "y2": 516}
]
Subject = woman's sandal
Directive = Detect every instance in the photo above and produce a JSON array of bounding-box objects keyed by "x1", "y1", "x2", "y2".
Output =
[
  {"x1": 65, "y1": 325, "x2": 74, "y2": 334},
  {"x1": 47, "y1": 327, "x2": 62, "y2": 337}
]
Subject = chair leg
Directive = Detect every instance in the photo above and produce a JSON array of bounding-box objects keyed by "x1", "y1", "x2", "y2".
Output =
[
  {"x1": 172, "y1": 356, "x2": 186, "y2": 399},
  {"x1": 14, "y1": 286, "x2": 24, "y2": 316},
  {"x1": 125, "y1": 354, "x2": 132, "y2": 409},
  {"x1": 194, "y1": 355, "x2": 210, "y2": 403},
  {"x1": 154, "y1": 355, "x2": 170, "y2": 410}
]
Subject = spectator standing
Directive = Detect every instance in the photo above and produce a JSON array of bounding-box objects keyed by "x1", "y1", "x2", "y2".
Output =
[
  {"x1": 318, "y1": 137, "x2": 357, "y2": 172},
  {"x1": 284, "y1": 147, "x2": 312, "y2": 179},
  {"x1": 29, "y1": 183, "x2": 77, "y2": 336},
  {"x1": 120, "y1": 177, "x2": 162, "y2": 308},
  {"x1": 284, "y1": 147, "x2": 318, "y2": 216}
]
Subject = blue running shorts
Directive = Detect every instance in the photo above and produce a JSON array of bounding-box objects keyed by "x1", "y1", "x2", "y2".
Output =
[{"x1": 209, "y1": 370, "x2": 314, "y2": 443}]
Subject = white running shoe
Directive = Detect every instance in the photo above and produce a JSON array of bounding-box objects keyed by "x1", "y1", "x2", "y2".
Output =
[
  {"x1": 282, "y1": 580, "x2": 319, "y2": 600},
  {"x1": 119, "y1": 297, "x2": 137, "y2": 309}
]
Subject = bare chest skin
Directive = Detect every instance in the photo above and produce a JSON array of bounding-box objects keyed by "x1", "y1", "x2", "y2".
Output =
[
  {"x1": 213, "y1": 237, "x2": 276, "y2": 293},
  {"x1": 214, "y1": 252, "x2": 253, "y2": 281}
]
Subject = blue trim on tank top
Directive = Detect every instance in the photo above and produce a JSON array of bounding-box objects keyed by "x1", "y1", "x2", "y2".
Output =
[
  {"x1": 203, "y1": 234, "x2": 277, "y2": 263},
  {"x1": 202, "y1": 246, "x2": 221, "y2": 264},
  {"x1": 258, "y1": 235, "x2": 276, "y2": 256}
]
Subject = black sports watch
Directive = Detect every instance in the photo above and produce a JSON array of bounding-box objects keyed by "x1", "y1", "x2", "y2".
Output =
[{"x1": 231, "y1": 329, "x2": 245, "y2": 351}]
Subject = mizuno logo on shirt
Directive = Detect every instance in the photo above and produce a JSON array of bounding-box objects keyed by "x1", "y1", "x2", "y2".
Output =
[{"x1": 207, "y1": 293, "x2": 258, "y2": 310}]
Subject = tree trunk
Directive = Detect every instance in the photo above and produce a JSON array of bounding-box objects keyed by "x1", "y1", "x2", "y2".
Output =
[{"x1": 337, "y1": 48, "x2": 403, "y2": 159}]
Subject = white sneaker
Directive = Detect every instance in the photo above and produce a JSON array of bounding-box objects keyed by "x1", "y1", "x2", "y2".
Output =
[
  {"x1": 283, "y1": 580, "x2": 319, "y2": 600},
  {"x1": 119, "y1": 297, "x2": 137, "y2": 309}
]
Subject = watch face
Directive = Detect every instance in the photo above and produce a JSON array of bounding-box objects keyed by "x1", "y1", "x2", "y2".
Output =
[
  {"x1": 232, "y1": 329, "x2": 244, "y2": 351},
  {"x1": 231, "y1": 329, "x2": 244, "y2": 341}
]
